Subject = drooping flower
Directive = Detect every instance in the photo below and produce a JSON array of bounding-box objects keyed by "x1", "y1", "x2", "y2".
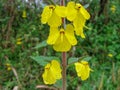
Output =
[
  {"x1": 47, "y1": 24, "x2": 77, "y2": 52},
  {"x1": 41, "y1": 5, "x2": 62, "y2": 27},
  {"x1": 42, "y1": 60, "x2": 62, "y2": 84},
  {"x1": 73, "y1": 12, "x2": 86, "y2": 38},
  {"x1": 75, "y1": 61, "x2": 92, "y2": 80},
  {"x1": 67, "y1": 2, "x2": 90, "y2": 38},
  {"x1": 74, "y1": 3, "x2": 90, "y2": 38}
]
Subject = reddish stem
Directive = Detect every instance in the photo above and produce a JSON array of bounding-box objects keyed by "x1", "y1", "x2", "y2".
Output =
[
  {"x1": 60, "y1": 0, "x2": 64, "y2": 6},
  {"x1": 60, "y1": 0, "x2": 67, "y2": 90},
  {"x1": 62, "y1": 52, "x2": 67, "y2": 90},
  {"x1": 60, "y1": 0, "x2": 65, "y2": 24}
]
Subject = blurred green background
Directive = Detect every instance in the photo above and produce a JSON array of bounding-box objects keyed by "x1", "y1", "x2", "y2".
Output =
[{"x1": 0, "y1": 0, "x2": 120, "y2": 90}]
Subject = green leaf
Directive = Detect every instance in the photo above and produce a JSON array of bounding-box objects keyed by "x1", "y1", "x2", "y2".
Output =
[
  {"x1": 116, "y1": 54, "x2": 120, "y2": 60},
  {"x1": 83, "y1": 56, "x2": 92, "y2": 61},
  {"x1": 68, "y1": 56, "x2": 92, "y2": 65},
  {"x1": 34, "y1": 40, "x2": 47, "y2": 49},
  {"x1": 54, "y1": 79, "x2": 62, "y2": 88},
  {"x1": 68, "y1": 57, "x2": 79, "y2": 65},
  {"x1": 30, "y1": 56, "x2": 60, "y2": 66},
  {"x1": 0, "y1": 17, "x2": 10, "y2": 22}
]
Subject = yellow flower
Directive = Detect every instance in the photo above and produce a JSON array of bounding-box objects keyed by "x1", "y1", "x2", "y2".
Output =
[
  {"x1": 108, "y1": 53, "x2": 113, "y2": 57},
  {"x1": 74, "y1": 3, "x2": 90, "y2": 38},
  {"x1": 16, "y1": 41, "x2": 22, "y2": 45},
  {"x1": 7, "y1": 67, "x2": 12, "y2": 71},
  {"x1": 17, "y1": 38, "x2": 22, "y2": 41},
  {"x1": 110, "y1": 5, "x2": 116, "y2": 13},
  {"x1": 22, "y1": 10, "x2": 27, "y2": 18},
  {"x1": 47, "y1": 24, "x2": 77, "y2": 52},
  {"x1": 16, "y1": 38, "x2": 22, "y2": 45},
  {"x1": 73, "y1": 12, "x2": 86, "y2": 38},
  {"x1": 5, "y1": 63, "x2": 11, "y2": 67},
  {"x1": 42, "y1": 60, "x2": 62, "y2": 84},
  {"x1": 75, "y1": 61, "x2": 92, "y2": 80},
  {"x1": 41, "y1": 5, "x2": 61, "y2": 27},
  {"x1": 5, "y1": 63, "x2": 12, "y2": 71},
  {"x1": 66, "y1": 1, "x2": 77, "y2": 21},
  {"x1": 54, "y1": 2, "x2": 77, "y2": 20}
]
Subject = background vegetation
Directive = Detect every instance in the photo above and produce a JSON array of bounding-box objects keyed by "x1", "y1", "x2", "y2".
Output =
[{"x1": 0, "y1": 0, "x2": 120, "y2": 90}]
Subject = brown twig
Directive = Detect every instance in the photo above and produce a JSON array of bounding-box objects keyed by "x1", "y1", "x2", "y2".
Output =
[
  {"x1": 36, "y1": 85, "x2": 57, "y2": 90},
  {"x1": 11, "y1": 67, "x2": 22, "y2": 89}
]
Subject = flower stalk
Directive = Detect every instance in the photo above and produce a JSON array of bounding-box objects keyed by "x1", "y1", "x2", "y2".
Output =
[{"x1": 60, "y1": 0, "x2": 67, "y2": 90}]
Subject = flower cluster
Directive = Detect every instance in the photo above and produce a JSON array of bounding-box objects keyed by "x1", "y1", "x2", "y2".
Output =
[{"x1": 41, "y1": 1, "x2": 90, "y2": 52}]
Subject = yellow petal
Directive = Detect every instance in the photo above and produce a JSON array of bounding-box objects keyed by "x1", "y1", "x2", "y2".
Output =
[
  {"x1": 75, "y1": 62, "x2": 83, "y2": 77},
  {"x1": 47, "y1": 27, "x2": 59, "y2": 45},
  {"x1": 81, "y1": 65, "x2": 90, "y2": 80},
  {"x1": 51, "y1": 60, "x2": 62, "y2": 79},
  {"x1": 53, "y1": 29, "x2": 71, "y2": 52},
  {"x1": 73, "y1": 13, "x2": 86, "y2": 28},
  {"x1": 108, "y1": 53, "x2": 113, "y2": 57},
  {"x1": 75, "y1": 27, "x2": 85, "y2": 38},
  {"x1": 76, "y1": 3, "x2": 90, "y2": 20},
  {"x1": 41, "y1": 5, "x2": 54, "y2": 24},
  {"x1": 66, "y1": 1, "x2": 77, "y2": 21},
  {"x1": 73, "y1": 13, "x2": 86, "y2": 38},
  {"x1": 48, "y1": 12, "x2": 62, "y2": 27},
  {"x1": 42, "y1": 63, "x2": 56, "y2": 84},
  {"x1": 55, "y1": 5, "x2": 67, "y2": 17},
  {"x1": 65, "y1": 24, "x2": 77, "y2": 45},
  {"x1": 75, "y1": 61, "x2": 91, "y2": 80},
  {"x1": 80, "y1": 32, "x2": 85, "y2": 38},
  {"x1": 7, "y1": 67, "x2": 12, "y2": 71},
  {"x1": 16, "y1": 41, "x2": 22, "y2": 45}
]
